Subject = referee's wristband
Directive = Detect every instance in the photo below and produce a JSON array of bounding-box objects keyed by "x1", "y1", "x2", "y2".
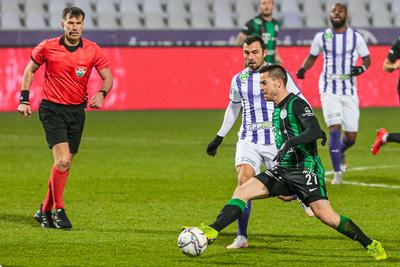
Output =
[
  {"x1": 99, "y1": 89, "x2": 108, "y2": 97},
  {"x1": 19, "y1": 90, "x2": 30, "y2": 104}
]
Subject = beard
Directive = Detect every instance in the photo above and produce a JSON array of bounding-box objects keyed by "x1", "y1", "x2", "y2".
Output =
[{"x1": 330, "y1": 18, "x2": 346, "y2": 29}]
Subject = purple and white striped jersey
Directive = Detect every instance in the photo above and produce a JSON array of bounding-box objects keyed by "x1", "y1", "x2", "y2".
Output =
[
  {"x1": 229, "y1": 66, "x2": 303, "y2": 145},
  {"x1": 310, "y1": 27, "x2": 369, "y2": 96}
]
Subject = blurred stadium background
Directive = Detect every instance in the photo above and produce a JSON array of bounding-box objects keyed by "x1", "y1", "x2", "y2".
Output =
[{"x1": 0, "y1": 0, "x2": 399, "y2": 111}]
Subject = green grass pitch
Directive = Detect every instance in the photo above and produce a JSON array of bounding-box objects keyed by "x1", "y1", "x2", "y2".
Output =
[{"x1": 0, "y1": 108, "x2": 399, "y2": 266}]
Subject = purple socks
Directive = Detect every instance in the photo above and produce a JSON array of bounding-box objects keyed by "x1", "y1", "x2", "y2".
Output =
[
  {"x1": 238, "y1": 200, "x2": 251, "y2": 237},
  {"x1": 329, "y1": 129, "x2": 341, "y2": 172}
]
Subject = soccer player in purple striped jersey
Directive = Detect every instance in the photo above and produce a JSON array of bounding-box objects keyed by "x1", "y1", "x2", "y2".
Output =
[
  {"x1": 296, "y1": 3, "x2": 370, "y2": 184},
  {"x1": 206, "y1": 35, "x2": 311, "y2": 250}
]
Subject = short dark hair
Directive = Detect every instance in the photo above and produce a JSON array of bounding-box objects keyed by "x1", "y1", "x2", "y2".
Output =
[
  {"x1": 244, "y1": 35, "x2": 266, "y2": 51},
  {"x1": 62, "y1": 7, "x2": 85, "y2": 20},
  {"x1": 331, "y1": 2, "x2": 347, "y2": 15},
  {"x1": 259, "y1": 64, "x2": 288, "y2": 86}
]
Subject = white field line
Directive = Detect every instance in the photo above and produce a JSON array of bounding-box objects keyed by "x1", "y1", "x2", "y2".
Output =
[{"x1": 325, "y1": 165, "x2": 400, "y2": 189}]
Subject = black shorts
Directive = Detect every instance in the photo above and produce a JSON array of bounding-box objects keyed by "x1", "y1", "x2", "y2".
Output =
[
  {"x1": 255, "y1": 166, "x2": 328, "y2": 206},
  {"x1": 39, "y1": 99, "x2": 86, "y2": 154}
]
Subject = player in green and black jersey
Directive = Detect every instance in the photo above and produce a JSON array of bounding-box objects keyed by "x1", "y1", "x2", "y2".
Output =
[
  {"x1": 237, "y1": 0, "x2": 282, "y2": 63},
  {"x1": 183, "y1": 65, "x2": 387, "y2": 261},
  {"x1": 383, "y1": 34, "x2": 400, "y2": 99}
]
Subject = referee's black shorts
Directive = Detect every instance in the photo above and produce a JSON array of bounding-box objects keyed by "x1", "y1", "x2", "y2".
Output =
[{"x1": 39, "y1": 99, "x2": 86, "y2": 154}]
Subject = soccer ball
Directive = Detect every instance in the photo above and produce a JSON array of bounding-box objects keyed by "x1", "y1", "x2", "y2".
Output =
[{"x1": 177, "y1": 227, "x2": 208, "y2": 256}]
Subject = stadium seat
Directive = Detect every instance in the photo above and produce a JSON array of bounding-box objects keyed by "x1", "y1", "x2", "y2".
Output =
[
  {"x1": 142, "y1": 0, "x2": 165, "y2": 15},
  {"x1": 0, "y1": 12, "x2": 23, "y2": 29},
  {"x1": 73, "y1": 0, "x2": 94, "y2": 13},
  {"x1": 119, "y1": 0, "x2": 141, "y2": 14},
  {"x1": 49, "y1": 14, "x2": 62, "y2": 29},
  {"x1": 167, "y1": 14, "x2": 189, "y2": 29},
  {"x1": 305, "y1": 14, "x2": 326, "y2": 28},
  {"x1": 48, "y1": 0, "x2": 73, "y2": 13},
  {"x1": 165, "y1": 0, "x2": 187, "y2": 15},
  {"x1": 280, "y1": 0, "x2": 301, "y2": 13},
  {"x1": 349, "y1": 13, "x2": 370, "y2": 28},
  {"x1": 96, "y1": 13, "x2": 120, "y2": 29},
  {"x1": 188, "y1": 0, "x2": 210, "y2": 15},
  {"x1": 303, "y1": 0, "x2": 323, "y2": 15},
  {"x1": 234, "y1": 0, "x2": 257, "y2": 15},
  {"x1": 120, "y1": 13, "x2": 142, "y2": 29},
  {"x1": 371, "y1": 13, "x2": 392, "y2": 28},
  {"x1": 282, "y1": 11, "x2": 303, "y2": 28},
  {"x1": 95, "y1": 0, "x2": 117, "y2": 13},
  {"x1": 213, "y1": 13, "x2": 236, "y2": 28},
  {"x1": 144, "y1": 13, "x2": 166, "y2": 29},
  {"x1": 391, "y1": 0, "x2": 400, "y2": 13},
  {"x1": 25, "y1": 13, "x2": 47, "y2": 29},
  {"x1": 347, "y1": 0, "x2": 368, "y2": 16},
  {"x1": 190, "y1": 13, "x2": 212, "y2": 29}
]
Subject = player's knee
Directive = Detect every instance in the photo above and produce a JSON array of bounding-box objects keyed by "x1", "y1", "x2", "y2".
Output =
[
  {"x1": 233, "y1": 184, "x2": 250, "y2": 201},
  {"x1": 237, "y1": 175, "x2": 251, "y2": 185},
  {"x1": 54, "y1": 158, "x2": 71, "y2": 171}
]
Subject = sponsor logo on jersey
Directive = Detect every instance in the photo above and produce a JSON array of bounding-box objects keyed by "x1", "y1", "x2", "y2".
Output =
[
  {"x1": 240, "y1": 71, "x2": 249, "y2": 81},
  {"x1": 280, "y1": 108, "x2": 287, "y2": 119},
  {"x1": 324, "y1": 32, "x2": 333, "y2": 41},
  {"x1": 75, "y1": 66, "x2": 87, "y2": 78}
]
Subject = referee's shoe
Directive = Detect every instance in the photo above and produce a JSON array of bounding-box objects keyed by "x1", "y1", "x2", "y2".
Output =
[
  {"x1": 34, "y1": 205, "x2": 56, "y2": 228},
  {"x1": 54, "y1": 208, "x2": 72, "y2": 229}
]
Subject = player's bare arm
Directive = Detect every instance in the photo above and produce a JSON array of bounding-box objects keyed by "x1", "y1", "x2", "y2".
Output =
[
  {"x1": 89, "y1": 67, "x2": 113, "y2": 109},
  {"x1": 17, "y1": 60, "x2": 40, "y2": 118},
  {"x1": 296, "y1": 54, "x2": 318, "y2": 79},
  {"x1": 236, "y1": 32, "x2": 247, "y2": 46}
]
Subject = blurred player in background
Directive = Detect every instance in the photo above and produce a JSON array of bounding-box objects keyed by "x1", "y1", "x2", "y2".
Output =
[
  {"x1": 17, "y1": 7, "x2": 113, "y2": 229},
  {"x1": 371, "y1": 36, "x2": 400, "y2": 155},
  {"x1": 236, "y1": 0, "x2": 282, "y2": 63},
  {"x1": 206, "y1": 35, "x2": 310, "y2": 250},
  {"x1": 296, "y1": 3, "x2": 370, "y2": 184},
  {"x1": 185, "y1": 64, "x2": 386, "y2": 261}
]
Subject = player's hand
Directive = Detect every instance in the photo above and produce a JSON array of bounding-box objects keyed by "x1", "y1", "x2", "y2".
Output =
[
  {"x1": 320, "y1": 130, "x2": 327, "y2": 146},
  {"x1": 274, "y1": 140, "x2": 293, "y2": 162},
  {"x1": 206, "y1": 135, "x2": 224, "y2": 156},
  {"x1": 89, "y1": 91, "x2": 105, "y2": 109},
  {"x1": 350, "y1": 65, "x2": 366, "y2": 76},
  {"x1": 17, "y1": 103, "x2": 32, "y2": 118},
  {"x1": 296, "y1": 68, "x2": 306, "y2": 79}
]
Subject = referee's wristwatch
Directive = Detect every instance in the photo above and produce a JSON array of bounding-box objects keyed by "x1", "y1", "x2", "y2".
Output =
[{"x1": 99, "y1": 89, "x2": 108, "y2": 97}]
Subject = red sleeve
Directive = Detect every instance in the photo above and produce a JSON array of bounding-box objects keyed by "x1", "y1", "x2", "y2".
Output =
[
  {"x1": 31, "y1": 40, "x2": 47, "y2": 65},
  {"x1": 94, "y1": 45, "x2": 109, "y2": 71}
]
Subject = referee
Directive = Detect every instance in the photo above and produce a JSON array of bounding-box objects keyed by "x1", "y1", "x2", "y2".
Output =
[{"x1": 17, "y1": 7, "x2": 113, "y2": 229}]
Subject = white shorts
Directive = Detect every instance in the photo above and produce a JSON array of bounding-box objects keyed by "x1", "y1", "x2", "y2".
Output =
[
  {"x1": 320, "y1": 93, "x2": 359, "y2": 132},
  {"x1": 235, "y1": 140, "x2": 277, "y2": 174}
]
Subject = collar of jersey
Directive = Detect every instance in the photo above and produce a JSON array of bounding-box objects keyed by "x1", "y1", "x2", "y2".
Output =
[
  {"x1": 276, "y1": 93, "x2": 295, "y2": 108},
  {"x1": 59, "y1": 36, "x2": 83, "y2": 48}
]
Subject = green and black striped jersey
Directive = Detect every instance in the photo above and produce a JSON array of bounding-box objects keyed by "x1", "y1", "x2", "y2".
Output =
[
  {"x1": 241, "y1": 15, "x2": 281, "y2": 63},
  {"x1": 273, "y1": 93, "x2": 325, "y2": 174}
]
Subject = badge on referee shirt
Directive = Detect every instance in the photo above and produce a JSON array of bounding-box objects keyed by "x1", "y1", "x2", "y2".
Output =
[{"x1": 75, "y1": 66, "x2": 87, "y2": 78}]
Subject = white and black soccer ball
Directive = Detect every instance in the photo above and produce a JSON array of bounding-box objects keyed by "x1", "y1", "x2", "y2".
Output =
[{"x1": 177, "y1": 227, "x2": 208, "y2": 257}]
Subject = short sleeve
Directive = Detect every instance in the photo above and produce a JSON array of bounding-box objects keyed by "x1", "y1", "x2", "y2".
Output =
[
  {"x1": 241, "y1": 19, "x2": 253, "y2": 35},
  {"x1": 355, "y1": 33, "x2": 369, "y2": 58},
  {"x1": 229, "y1": 75, "x2": 242, "y2": 103},
  {"x1": 93, "y1": 45, "x2": 109, "y2": 71},
  {"x1": 387, "y1": 36, "x2": 400, "y2": 63},
  {"x1": 31, "y1": 40, "x2": 47, "y2": 65},
  {"x1": 310, "y1": 32, "x2": 322, "y2": 56}
]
